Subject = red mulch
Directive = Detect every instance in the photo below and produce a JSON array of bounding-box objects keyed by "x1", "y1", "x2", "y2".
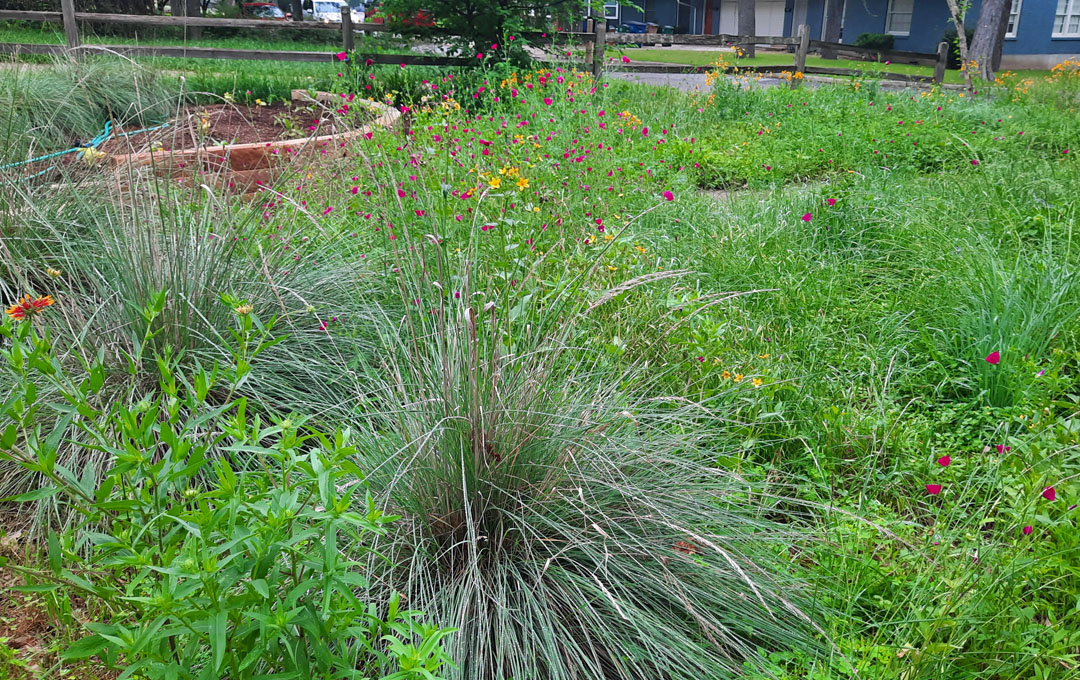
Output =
[{"x1": 98, "y1": 103, "x2": 326, "y2": 156}]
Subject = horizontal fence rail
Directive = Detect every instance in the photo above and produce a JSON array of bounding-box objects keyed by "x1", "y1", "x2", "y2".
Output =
[{"x1": 0, "y1": 9, "x2": 387, "y2": 32}]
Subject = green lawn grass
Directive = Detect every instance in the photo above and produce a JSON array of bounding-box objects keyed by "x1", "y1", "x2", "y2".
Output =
[{"x1": 616, "y1": 46, "x2": 1054, "y2": 85}]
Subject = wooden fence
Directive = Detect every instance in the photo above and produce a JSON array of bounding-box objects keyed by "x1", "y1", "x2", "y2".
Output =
[{"x1": 0, "y1": 5, "x2": 949, "y2": 84}]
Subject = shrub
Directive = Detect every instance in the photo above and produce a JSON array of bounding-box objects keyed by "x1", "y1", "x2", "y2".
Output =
[
  {"x1": 943, "y1": 27, "x2": 974, "y2": 69},
  {"x1": 0, "y1": 306, "x2": 455, "y2": 679},
  {"x1": 852, "y1": 33, "x2": 895, "y2": 51}
]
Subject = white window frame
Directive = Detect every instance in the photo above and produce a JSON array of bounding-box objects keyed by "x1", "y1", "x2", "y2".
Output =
[
  {"x1": 884, "y1": 0, "x2": 914, "y2": 36},
  {"x1": 1055, "y1": 0, "x2": 1080, "y2": 37},
  {"x1": 603, "y1": 2, "x2": 619, "y2": 21},
  {"x1": 1005, "y1": 0, "x2": 1021, "y2": 38}
]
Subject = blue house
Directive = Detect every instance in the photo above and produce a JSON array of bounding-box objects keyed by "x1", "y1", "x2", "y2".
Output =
[{"x1": 607, "y1": 0, "x2": 1080, "y2": 69}]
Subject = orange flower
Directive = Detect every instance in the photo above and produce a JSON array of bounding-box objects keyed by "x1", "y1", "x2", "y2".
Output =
[{"x1": 6, "y1": 295, "x2": 55, "y2": 320}]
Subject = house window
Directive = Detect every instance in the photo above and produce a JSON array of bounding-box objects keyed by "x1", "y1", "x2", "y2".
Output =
[
  {"x1": 885, "y1": 0, "x2": 914, "y2": 36},
  {"x1": 1006, "y1": 0, "x2": 1021, "y2": 38},
  {"x1": 1055, "y1": 0, "x2": 1080, "y2": 37},
  {"x1": 603, "y1": 2, "x2": 619, "y2": 21}
]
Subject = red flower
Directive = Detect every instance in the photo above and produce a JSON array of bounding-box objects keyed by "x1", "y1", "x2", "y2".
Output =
[
  {"x1": 1042, "y1": 486, "x2": 1056, "y2": 502},
  {"x1": 971, "y1": 159, "x2": 979, "y2": 166},
  {"x1": 937, "y1": 455, "x2": 951, "y2": 467},
  {"x1": 996, "y1": 444, "x2": 1010, "y2": 453},
  {"x1": 662, "y1": 191, "x2": 674, "y2": 201},
  {"x1": 335, "y1": 52, "x2": 348, "y2": 61},
  {"x1": 6, "y1": 295, "x2": 55, "y2": 320},
  {"x1": 622, "y1": 56, "x2": 631, "y2": 63},
  {"x1": 826, "y1": 198, "x2": 837, "y2": 206},
  {"x1": 1022, "y1": 525, "x2": 1033, "y2": 535},
  {"x1": 985, "y1": 351, "x2": 1000, "y2": 364},
  {"x1": 801, "y1": 212, "x2": 812, "y2": 222},
  {"x1": 926, "y1": 484, "x2": 942, "y2": 495}
]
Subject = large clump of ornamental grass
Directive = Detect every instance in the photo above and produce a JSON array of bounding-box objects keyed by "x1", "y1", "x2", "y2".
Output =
[
  {"x1": 0, "y1": 56, "x2": 179, "y2": 164},
  {"x1": 353, "y1": 248, "x2": 828, "y2": 680},
  {"x1": 0, "y1": 176, "x2": 387, "y2": 503}
]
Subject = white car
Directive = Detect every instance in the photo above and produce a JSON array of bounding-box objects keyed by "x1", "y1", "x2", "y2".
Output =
[{"x1": 304, "y1": 0, "x2": 363, "y2": 23}]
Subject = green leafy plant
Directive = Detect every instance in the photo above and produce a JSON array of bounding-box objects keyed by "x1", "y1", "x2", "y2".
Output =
[{"x1": 0, "y1": 302, "x2": 455, "y2": 680}]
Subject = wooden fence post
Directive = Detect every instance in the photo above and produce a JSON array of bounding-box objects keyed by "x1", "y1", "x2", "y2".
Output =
[
  {"x1": 584, "y1": 18, "x2": 594, "y2": 67},
  {"x1": 791, "y1": 22, "x2": 809, "y2": 89},
  {"x1": 60, "y1": 0, "x2": 80, "y2": 51},
  {"x1": 341, "y1": 6, "x2": 353, "y2": 53},
  {"x1": 592, "y1": 16, "x2": 606, "y2": 78},
  {"x1": 933, "y1": 40, "x2": 948, "y2": 84}
]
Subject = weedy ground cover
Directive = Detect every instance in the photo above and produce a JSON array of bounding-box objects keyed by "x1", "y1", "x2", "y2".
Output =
[{"x1": 0, "y1": 52, "x2": 1078, "y2": 680}]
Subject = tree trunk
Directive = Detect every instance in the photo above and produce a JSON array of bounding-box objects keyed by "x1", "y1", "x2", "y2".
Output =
[
  {"x1": 944, "y1": 0, "x2": 972, "y2": 92},
  {"x1": 184, "y1": 0, "x2": 202, "y2": 39},
  {"x1": 821, "y1": 0, "x2": 843, "y2": 59},
  {"x1": 737, "y1": 0, "x2": 755, "y2": 59},
  {"x1": 969, "y1": 0, "x2": 1011, "y2": 81},
  {"x1": 291, "y1": 0, "x2": 304, "y2": 20}
]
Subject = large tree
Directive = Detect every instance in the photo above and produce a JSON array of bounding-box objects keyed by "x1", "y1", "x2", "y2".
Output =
[
  {"x1": 821, "y1": 0, "x2": 842, "y2": 58},
  {"x1": 737, "y1": 0, "x2": 755, "y2": 58},
  {"x1": 968, "y1": 0, "x2": 1012, "y2": 80}
]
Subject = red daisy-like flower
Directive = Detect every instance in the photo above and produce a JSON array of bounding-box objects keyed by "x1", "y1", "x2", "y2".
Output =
[{"x1": 6, "y1": 295, "x2": 55, "y2": 320}]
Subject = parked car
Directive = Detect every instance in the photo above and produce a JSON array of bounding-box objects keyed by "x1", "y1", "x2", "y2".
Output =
[
  {"x1": 365, "y1": 3, "x2": 433, "y2": 27},
  {"x1": 240, "y1": 2, "x2": 290, "y2": 19},
  {"x1": 303, "y1": 0, "x2": 364, "y2": 23}
]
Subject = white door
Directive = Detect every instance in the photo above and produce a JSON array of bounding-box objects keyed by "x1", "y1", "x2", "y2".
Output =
[
  {"x1": 756, "y1": 0, "x2": 785, "y2": 36},
  {"x1": 719, "y1": 0, "x2": 737, "y2": 34},
  {"x1": 720, "y1": 0, "x2": 786, "y2": 36}
]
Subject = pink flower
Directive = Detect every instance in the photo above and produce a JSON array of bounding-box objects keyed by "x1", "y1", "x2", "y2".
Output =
[
  {"x1": 491, "y1": 43, "x2": 498, "y2": 49},
  {"x1": 937, "y1": 455, "x2": 951, "y2": 467},
  {"x1": 477, "y1": 52, "x2": 484, "y2": 59},
  {"x1": 662, "y1": 190, "x2": 674, "y2": 201},
  {"x1": 621, "y1": 56, "x2": 631, "y2": 63},
  {"x1": 926, "y1": 484, "x2": 942, "y2": 495},
  {"x1": 365, "y1": 58, "x2": 374, "y2": 66},
  {"x1": 826, "y1": 198, "x2": 837, "y2": 207},
  {"x1": 544, "y1": 97, "x2": 553, "y2": 105},
  {"x1": 1022, "y1": 525, "x2": 1033, "y2": 535},
  {"x1": 996, "y1": 444, "x2": 1010, "y2": 453},
  {"x1": 971, "y1": 159, "x2": 979, "y2": 166},
  {"x1": 801, "y1": 213, "x2": 812, "y2": 222},
  {"x1": 985, "y1": 351, "x2": 1000, "y2": 364},
  {"x1": 1042, "y1": 486, "x2": 1056, "y2": 502}
]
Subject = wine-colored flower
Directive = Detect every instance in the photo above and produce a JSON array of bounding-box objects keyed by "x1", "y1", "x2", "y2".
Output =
[
  {"x1": 801, "y1": 212, "x2": 812, "y2": 222},
  {"x1": 996, "y1": 444, "x2": 1010, "y2": 453},
  {"x1": 336, "y1": 52, "x2": 348, "y2": 61},
  {"x1": 971, "y1": 159, "x2": 979, "y2": 166},
  {"x1": 1042, "y1": 486, "x2": 1056, "y2": 502},
  {"x1": 937, "y1": 455, "x2": 951, "y2": 466},
  {"x1": 826, "y1": 198, "x2": 837, "y2": 206},
  {"x1": 985, "y1": 351, "x2": 1000, "y2": 364},
  {"x1": 621, "y1": 56, "x2": 631, "y2": 63},
  {"x1": 1022, "y1": 525, "x2": 1033, "y2": 535},
  {"x1": 662, "y1": 190, "x2": 674, "y2": 201},
  {"x1": 926, "y1": 484, "x2": 942, "y2": 495},
  {"x1": 6, "y1": 295, "x2": 55, "y2": 320}
]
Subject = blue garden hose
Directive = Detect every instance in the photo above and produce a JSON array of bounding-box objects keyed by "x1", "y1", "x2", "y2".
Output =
[{"x1": 0, "y1": 120, "x2": 171, "y2": 183}]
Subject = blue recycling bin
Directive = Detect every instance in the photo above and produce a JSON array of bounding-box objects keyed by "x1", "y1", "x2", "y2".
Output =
[{"x1": 622, "y1": 20, "x2": 647, "y2": 33}]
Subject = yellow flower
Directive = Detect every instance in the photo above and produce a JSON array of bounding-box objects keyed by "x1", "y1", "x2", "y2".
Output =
[
  {"x1": 489, "y1": 177, "x2": 501, "y2": 189},
  {"x1": 607, "y1": 265, "x2": 618, "y2": 271},
  {"x1": 752, "y1": 378, "x2": 763, "y2": 387},
  {"x1": 235, "y1": 304, "x2": 254, "y2": 316},
  {"x1": 758, "y1": 353, "x2": 770, "y2": 359},
  {"x1": 45, "y1": 267, "x2": 62, "y2": 279},
  {"x1": 734, "y1": 374, "x2": 744, "y2": 382},
  {"x1": 516, "y1": 177, "x2": 529, "y2": 190},
  {"x1": 721, "y1": 371, "x2": 731, "y2": 380}
]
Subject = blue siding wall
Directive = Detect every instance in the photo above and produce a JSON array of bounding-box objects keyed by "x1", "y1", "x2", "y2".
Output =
[
  {"x1": 840, "y1": 0, "x2": 952, "y2": 53},
  {"x1": 998, "y1": 0, "x2": 1080, "y2": 55},
  {"x1": 806, "y1": 0, "x2": 825, "y2": 39},
  {"x1": 843, "y1": 0, "x2": 1080, "y2": 56}
]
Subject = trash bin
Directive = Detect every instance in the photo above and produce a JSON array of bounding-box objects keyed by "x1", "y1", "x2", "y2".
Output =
[
  {"x1": 646, "y1": 22, "x2": 659, "y2": 34},
  {"x1": 660, "y1": 24, "x2": 674, "y2": 34},
  {"x1": 622, "y1": 20, "x2": 647, "y2": 33}
]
